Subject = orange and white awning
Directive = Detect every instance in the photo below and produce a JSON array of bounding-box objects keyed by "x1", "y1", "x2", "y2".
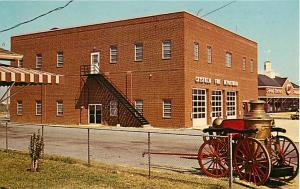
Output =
[{"x1": 0, "y1": 65, "x2": 62, "y2": 86}]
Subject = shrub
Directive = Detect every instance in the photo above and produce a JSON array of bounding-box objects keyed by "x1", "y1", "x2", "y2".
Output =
[{"x1": 28, "y1": 130, "x2": 44, "y2": 172}]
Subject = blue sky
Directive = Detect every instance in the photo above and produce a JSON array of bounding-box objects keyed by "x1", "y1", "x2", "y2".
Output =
[{"x1": 0, "y1": 0, "x2": 299, "y2": 84}]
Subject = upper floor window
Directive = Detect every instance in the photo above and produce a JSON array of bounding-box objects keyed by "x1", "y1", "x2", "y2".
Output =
[
  {"x1": 194, "y1": 42, "x2": 199, "y2": 60},
  {"x1": 36, "y1": 100, "x2": 42, "y2": 116},
  {"x1": 242, "y1": 57, "x2": 246, "y2": 71},
  {"x1": 250, "y1": 59, "x2": 254, "y2": 73},
  {"x1": 36, "y1": 54, "x2": 42, "y2": 69},
  {"x1": 18, "y1": 59, "x2": 23, "y2": 68},
  {"x1": 110, "y1": 46, "x2": 117, "y2": 64},
  {"x1": 225, "y1": 52, "x2": 232, "y2": 68},
  {"x1": 163, "y1": 100, "x2": 172, "y2": 118},
  {"x1": 134, "y1": 43, "x2": 143, "y2": 61},
  {"x1": 57, "y1": 51, "x2": 64, "y2": 67},
  {"x1": 162, "y1": 40, "x2": 171, "y2": 59},
  {"x1": 207, "y1": 46, "x2": 212, "y2": 64},
  {"x1": 135, "y1": 100, "x2": 143, "y2": 115},
  {"x1": 110, "y1": 100, "x2": 118, "y2": 116},
  {"x1": 57, "y1": 100, "x2": 64, "y2": 116},
  {"x1": 17, "y1": 100, "x2": 23, "y2": 115}
]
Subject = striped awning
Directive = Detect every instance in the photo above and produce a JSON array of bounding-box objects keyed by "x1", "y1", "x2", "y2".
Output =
[{"x1": 0, "y1": 65, "x2": 62, "y2": 86}]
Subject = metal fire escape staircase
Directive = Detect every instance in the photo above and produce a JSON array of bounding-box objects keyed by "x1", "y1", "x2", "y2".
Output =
[{"x1": 80, "y1": 65, "x2": 149, "y2": 126}]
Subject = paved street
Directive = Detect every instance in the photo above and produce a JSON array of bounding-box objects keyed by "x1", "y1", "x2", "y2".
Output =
[{"x1": 0, "y1": 119, "x2": 298, "y2": 185}]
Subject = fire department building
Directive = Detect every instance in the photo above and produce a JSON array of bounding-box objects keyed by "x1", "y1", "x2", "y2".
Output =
[{"x1": 10, "y1": 12, "x2": 257, "y2": 129}]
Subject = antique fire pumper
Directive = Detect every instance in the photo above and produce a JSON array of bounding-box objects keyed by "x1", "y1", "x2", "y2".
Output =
[{"x1": 244, "y1": 100, "x2": 273, "y2": 153}]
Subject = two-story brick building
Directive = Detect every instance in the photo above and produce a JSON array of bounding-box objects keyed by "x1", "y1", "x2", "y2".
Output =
[{"x1": 10, "y1": 11, "x2": 258, "y2": 128}]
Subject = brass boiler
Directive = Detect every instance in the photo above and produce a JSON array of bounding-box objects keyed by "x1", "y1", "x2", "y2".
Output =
[{"x1": 244, "y1": 100, "x2": 273, "y2": 153}]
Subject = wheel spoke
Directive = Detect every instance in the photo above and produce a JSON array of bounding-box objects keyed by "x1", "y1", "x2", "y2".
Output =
[
  {"x1": 253, "y1": 167, "x2": 262, "y2": 183},
  {"x1": 284, "y1": 148, "x2": 296, "y2": 157},
  {"x1": 283, "y1": 142, "x2": 292, "y2": 155},
  {"x1": 202, "y1": 159, "x2": 213, "y2": 166}
]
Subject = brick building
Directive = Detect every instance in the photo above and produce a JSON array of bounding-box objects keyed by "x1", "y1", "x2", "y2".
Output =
[{"x1": 10, "y1": 11, "x2": 258, "y2": 128}]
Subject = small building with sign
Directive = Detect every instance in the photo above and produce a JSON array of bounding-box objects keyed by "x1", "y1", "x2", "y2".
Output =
[
  {"x1": 258, "y1": 61, "x2": 299, "y2": 112},
  {"x1": 10, "y1": 11, "x2": 258, "y2": 129}
]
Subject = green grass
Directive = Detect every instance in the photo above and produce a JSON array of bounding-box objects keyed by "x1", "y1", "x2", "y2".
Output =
[{"x1": 0, "y1": 149, "x2": 255, "y2": 189}]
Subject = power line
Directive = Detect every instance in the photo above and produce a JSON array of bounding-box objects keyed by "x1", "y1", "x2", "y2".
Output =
[
  {"x1": 201, "y1": 1, "x2": 236, "y2": 18},
  {"x1": 0, "y1": 0, "x2": 74, "y2": 33}
]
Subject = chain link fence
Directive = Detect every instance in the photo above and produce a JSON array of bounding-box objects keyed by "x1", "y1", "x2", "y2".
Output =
[{"x1": 0, "y1": 122, "x2": 234, "y2": 188}]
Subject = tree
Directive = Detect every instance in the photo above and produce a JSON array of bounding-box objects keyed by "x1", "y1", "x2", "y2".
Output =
[{"x1": 28, "y1": 130, "x2": 44, "y2": 172}]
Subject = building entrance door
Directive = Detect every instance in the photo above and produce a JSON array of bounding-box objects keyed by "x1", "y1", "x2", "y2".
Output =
[
  {"x1": 89, "y1": 104, "x2": 102, "y2": 124},
  {"x1": 192, "y1": 89, "x2": 207, "y2": 128},
  {"x1": 211, "y1": 90, "x2": 223, "y2": 121},
  {"x1": 90, "y1": 52, "x2": 100, "y2": 74}
]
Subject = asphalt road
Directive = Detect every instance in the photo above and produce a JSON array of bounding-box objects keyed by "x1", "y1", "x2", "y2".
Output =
[{"x1": 0, "y1": 119, "x2": 298, "y2": 185}]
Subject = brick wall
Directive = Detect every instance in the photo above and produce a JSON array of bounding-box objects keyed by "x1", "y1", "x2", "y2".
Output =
[{"x1": 10, "y1": 11, "x2": 257, "y2": 128}]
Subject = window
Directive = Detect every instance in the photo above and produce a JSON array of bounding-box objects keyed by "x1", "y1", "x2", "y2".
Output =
[
  {"x1": 192, "y1": 89, "x2": 206, "y2": 119},
  {"x1": 57, "y1": 51, "x2": 64, "y2": 67},
  {"x1": 242, "y1": 57, "x2": 246, "y2": 71},
  {"x1": 36, "y1": 54, "x2": 42, "y2": 69},
  {"x1": 194, "y1": 42, "x2": 199, "y2": 60},
  {"x1": 110, "y1": 100, "x2": 118, "y2": 116},
  {"x1": 207, "y1": 46, "x2": 212, "y2": 64},
  {"x1": 17, "y1": 100, "x2": 23, "y2": 115},
  {"x1": 163, "y1": 100, "x2": 172, "y2": 118},
  {"x1": 57, "y1": 101, "x2": 64, "y2": 116},
  {"x1": 212, "y1": 91, "x2": 222, "y2": 118},
  {"x1": 110, "y1": 46, "x2": 117, "y2": 64},
  {"x1": 225, "y1": 52, "x2": 232, "y2": 67},
  {"x1": 134, "y1": 43, "x2": 143, "y2": 61},
  {"x1": 135, "y1": 100, "x2": 143, "y2": 115},
  {"x1": 36, "y1": 100, "x2": 42, "y2": 116},
  {"x1": 162, "y1": 40, "x2": 171, "y2": 59},
  {"x1": 227, "y1": 91, "x2": 236, "y2": 117},
  {"x1": 18, "y1": 59, "x2": 23, "y2": 68},
  {"x1": 250, "y1": 59, "x2": 254, "y2": 73}
]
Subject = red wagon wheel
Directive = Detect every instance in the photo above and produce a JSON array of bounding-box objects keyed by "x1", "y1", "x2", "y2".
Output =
[
  {"x1": 271, "y1": 135, "x2": 299, "y2": 181},
  {"x1": 234, "y1": 138, "x2": 271, "y2": 185},
  {"x1": 198, "y1": 138, "x2": 229, "y2": 177}
]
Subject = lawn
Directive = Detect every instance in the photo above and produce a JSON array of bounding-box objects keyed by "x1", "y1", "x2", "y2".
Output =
[{"x1": 0, "y1": 149, "x2": 258, "y2": 189}]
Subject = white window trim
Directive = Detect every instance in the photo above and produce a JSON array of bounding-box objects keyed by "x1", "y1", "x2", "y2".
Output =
[
  {"x1": 90, "y1": 52, "x2": 100, "y2": 73},
  {"x1": 135, "y1": 100, "x2": 143, "y2": 115},
  {"x1": 56, "y1": 101, "x2": 64, "y2": 116},
  {"x1": 18, "y1": 59, "x2": 23, "y2": 68},
  {"x1": 57, "y1": 51, "x2": 64, "y2": 68},
  {"x1": 110, "y1": 100, "x2": 118, "y2": 116},
  {"x1": 207, "y1": 46, "x2": 212, "y2": 64},
  {"x1": 250, "y1": 59, "x2": 254, "y2": 73},
  {"x1": 35, "y1": 101, "x2": 42, "y2": 116},
  {"x1": 194, "y1": 42, "x2": 199, "y2": 61},
  {"x1": 211, "y1": 90, "x2": 223, "y2": 118},
  {"x1": 134, "y1": 43, "x2": 143, "y2": 61},
  {"x1": 162, "y1": 40, "x2": 171, "y2": 59},
  {"x1": 242, "y1": 57, "x2": 246, "y2": 71},
  {"x1": 163, "y1": 100, "x2": 172, "y2": 118},
  {"x1": 110, "y1": 46, "x2": 117, "y2": 64},
  {"x1": 227, "y1": 91, "x2": 236, "y2": 117},
  {"x1": 226, "y1": 52, "x2": 232, "y2": 68},
  {"x1": 36, "y1": 54, "x2": 42, "y2": 69},
  {"x1": 17, "y1": 101, "x2": 23, "y2": 115}
]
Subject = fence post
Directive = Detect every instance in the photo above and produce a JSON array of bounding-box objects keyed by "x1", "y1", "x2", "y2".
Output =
[
  {"x1": 229, "y1": 134, "x2": 233, "y2": 189},
  {"x1": 88, "y1": 128, "x2": 90, "y2": 166},
  {"x1": 147, "y1": 132, "x2": 151, "y2": 179},
  {"x1": 41, "y1": 125, "x2": 44, "y2": 154},
  {"x1": 5, "y1": 122, "x2": 8, "y2": 152}
]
